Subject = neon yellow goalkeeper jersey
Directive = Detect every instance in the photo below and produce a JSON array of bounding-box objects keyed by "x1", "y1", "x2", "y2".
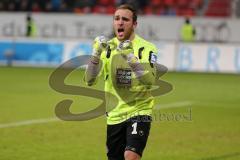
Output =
[{"x1": 99, "y1": 34, "x2": 158, "y2": 125}]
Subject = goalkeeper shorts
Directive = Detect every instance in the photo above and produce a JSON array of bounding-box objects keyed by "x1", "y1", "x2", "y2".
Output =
[{"x1": 106, "y1": 115, "x2": 152, "y2": 160}]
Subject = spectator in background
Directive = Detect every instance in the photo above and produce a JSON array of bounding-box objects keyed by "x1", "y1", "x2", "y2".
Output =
[
  {"x1": 180, "y1": 17, "x2": 196, "y2": 42},
  {"x1": 26, "y1": 13, "x2": 37, "y2": 37}
]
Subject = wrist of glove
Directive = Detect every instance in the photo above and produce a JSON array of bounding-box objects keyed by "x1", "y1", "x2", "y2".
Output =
[{"x1": 93, "y1": 36, "x2": 108, "y2": 57}]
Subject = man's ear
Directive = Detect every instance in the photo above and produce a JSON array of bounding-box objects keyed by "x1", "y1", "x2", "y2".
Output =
[{"x1": 133, "y1": 21, "x2": 137, "y2": 28}]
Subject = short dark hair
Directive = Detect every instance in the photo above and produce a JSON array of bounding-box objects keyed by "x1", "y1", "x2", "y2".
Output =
[{"x1": 116, "y1": 4, "x2": 137, "y2": 22}]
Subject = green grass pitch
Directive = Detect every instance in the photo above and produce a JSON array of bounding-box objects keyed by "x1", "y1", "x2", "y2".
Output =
[{"x1": 0, "y1": 67, "x2": 240, "y2": 160}]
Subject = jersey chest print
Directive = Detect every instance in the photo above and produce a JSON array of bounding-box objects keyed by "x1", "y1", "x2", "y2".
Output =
[{"x1": 116, "y1": 68, "x2": 132, "y2": 87}]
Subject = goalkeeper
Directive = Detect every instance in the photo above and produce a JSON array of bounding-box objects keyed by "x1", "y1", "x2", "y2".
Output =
[{"x1": 85, "y1": 4, "x2": 159, "y2": 160}]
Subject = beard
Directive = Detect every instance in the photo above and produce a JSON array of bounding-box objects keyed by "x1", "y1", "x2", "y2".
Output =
[{"x1": 123, "y1": 27, "x2": 134, "y2": 40}]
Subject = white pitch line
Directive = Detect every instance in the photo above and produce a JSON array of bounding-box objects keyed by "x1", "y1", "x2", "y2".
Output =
[
  {"x1": 154, "y1": 101, "x2": 193, "y2": 110},
  {"x1": 0, "y1": 117, "x2": 59, "y2": 129}
]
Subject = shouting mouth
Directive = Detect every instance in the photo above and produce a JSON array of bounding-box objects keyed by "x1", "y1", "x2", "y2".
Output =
[{"x1": 117, "y1": 28, "x2": 124, "y2": 37}]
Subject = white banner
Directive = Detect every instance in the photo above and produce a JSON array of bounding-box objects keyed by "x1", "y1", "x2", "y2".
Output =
[
  {"x1": 154, "y1": 41, "x2": 176, "y2": 71},
  {"x1": 62, "y1": 40, "x2": 92, "y2": 63},
  {"x1": 1, "y1": 13, "x2": 240, "y2": 43},
  {"x1": 176, "y1": 43, "x2": 240, "y2": 73}
]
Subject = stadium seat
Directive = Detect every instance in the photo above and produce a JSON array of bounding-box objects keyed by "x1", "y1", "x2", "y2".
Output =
[
  {"x1": 177, "y1": 0, "x2": 188, "y2": 7},
  {"x1": 190, "y1": 0, "x2": 203, "y2": 8},
  {"x1": 150, "y1": 0, "x2": 162, "y2": 7},
  {"x1": 0, "y1": 0, "x2": 233, "y2": 17},
  {"x1": 144, "y1": 6, "x2": 153, "y2": 15},
  {"x1": 204, "y1": 0, "x2": 231, "y2": 17},
  {"x1": 106, "y1": 5, "x2": 115, "y2": 14},
  {"x1": 97, "y1": 0, "x2": 114, "y2": 6},
  {"x1": 177, "y1": 7, "x2": 196, "y2": 16},
  {"x1": 92, "y1": 5, "x2": 107, "y2": 14},
  {"x1": 164, "y1": 0, "x2": 175, "y2": 7},
  {"x1": 144, "y1": 5, "x2": 165, "y2": 15},
  {"x1": 73, "y1": 7, "x2": 82, "y2": 14},
  {"x1": 31, "y1": 2, "x2": 41, "y2": 12}
]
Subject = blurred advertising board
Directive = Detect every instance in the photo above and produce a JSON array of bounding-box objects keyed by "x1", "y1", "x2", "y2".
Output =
[
  {"x1": 0, "y1": 38, "x2": 239, "y2": 73},
  {"x1": 1, "y1": 13, "x2": 240, "y2": 43}
]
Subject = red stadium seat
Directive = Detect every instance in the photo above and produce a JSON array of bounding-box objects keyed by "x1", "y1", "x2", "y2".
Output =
[
  {"x1": 144, "y1": 6, "x2": 165, "y2": 15},
  {"x1": 97, "y1": 0, "x2": 114, "y2": 6},
  {"x1": 144, "y1": 6, "x2": 154, "y2": 15},
  {"x1": 177, "y1": 0, "x2": 188, "y2": 7},
  {"x1": 190, "y1": 0, "x2": 203, "y2": 8},
  {"x1": 32, "y1": 2, "x2": 41, "y2": 12},
  {"x1": 184, "y1": 8, "x2": 196, "y2": 16},
  {"x1": 74, "y1": 8, "x2": 82, "y2": 14},
  {"x1": 204, "y1": 0, "x2": 231, "y2": 17},
  {"x1": 164, "y1": 0, "x2": 175, "y2": 7},
  {"x1": 155, "y1": 6, "x2": 165, "y2": 15},
  {"x1": 177, "y1": 7, "x2": 195, "y2": 16},
  {"x1": 92, "y1": 5, "x2": 107, "y2": 14},
  {"x1": 150, "y1": 0, "x2": 162, "y2": 7},
  {"x1": 106, "y1": 5, "x2": 115, "y2": 14}
]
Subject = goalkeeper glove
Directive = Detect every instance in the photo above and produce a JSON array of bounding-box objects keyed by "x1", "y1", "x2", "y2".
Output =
[
  {"x1": 92, "y1": 36, "x2": 108, "y2": 57},
  {"x1": 117, "y1": 40, "x2": 138, "y2": 63}
]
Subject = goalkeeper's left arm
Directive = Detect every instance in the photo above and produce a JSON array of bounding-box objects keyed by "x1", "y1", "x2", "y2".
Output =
[{"x1": 117, "y1": 40, "x2": 157, "y2": 86}]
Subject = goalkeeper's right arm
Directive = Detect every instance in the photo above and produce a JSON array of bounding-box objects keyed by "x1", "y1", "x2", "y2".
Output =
[{"x1": 84, "y1": 36, "x2": 107, "y2": 86}]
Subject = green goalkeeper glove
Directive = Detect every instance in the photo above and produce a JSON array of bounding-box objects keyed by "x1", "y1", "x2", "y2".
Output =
[
  {"x1": 117, "y1": 40, "x2": 138, "y2": 63},
  {"x1": 93, "y1": 36, "x2": 108, "y2": 57}
]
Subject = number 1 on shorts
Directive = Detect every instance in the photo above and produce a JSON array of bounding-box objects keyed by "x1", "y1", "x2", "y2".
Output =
[{"x1": 131, "y1": 122, "x2": 138, "y2": 134}]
